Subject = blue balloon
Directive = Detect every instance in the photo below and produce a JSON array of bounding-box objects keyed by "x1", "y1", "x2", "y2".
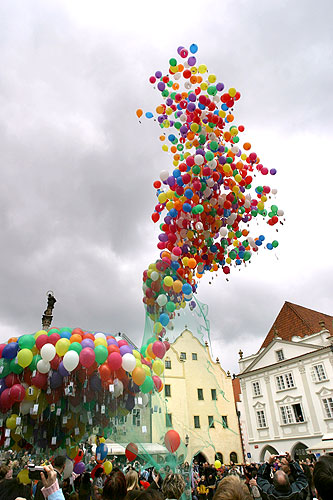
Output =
[
  {"x1": 190, "y1": 43, "x2": 198, "y2": 54},
  {"x1": 259, "y1": 235, "x2": 265, "y2": 241},
  {"x1": 96, "y1": 443, "x2": 108, "y2": 461},
  {"x1": 267, "y1": 243, "x2": 273, "y2": 250},
  {"x1": 159, "y1": 313, "x2": 169, "y2": 327},
  {"x1": 60, "y1": 331, "x2": 71, "y2": 340},
  {"x1": 182, "y1": 283, "x2": 192, "y2": 295},
  {"x1": 2, "y1": 342, "x2": 19, "y2": 360},
  {"x1": 145, "y1": 112, "x2": 153, "y2": 119},
  {"x1": 183, "y1": 203, "x2": 192, "y2": 213}
]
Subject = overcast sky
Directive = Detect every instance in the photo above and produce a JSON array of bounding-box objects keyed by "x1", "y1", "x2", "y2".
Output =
[{"x1": 0, "y1": 0, "x2": 332, "y2": 375}]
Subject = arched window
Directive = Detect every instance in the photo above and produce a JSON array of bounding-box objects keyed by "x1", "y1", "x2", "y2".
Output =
[
  {"x1": 230, "y1": 452, "x2": 238, "y2": 464},
  {"x1": 215, "y1": 452, "x2": 223, "y2": 463}
]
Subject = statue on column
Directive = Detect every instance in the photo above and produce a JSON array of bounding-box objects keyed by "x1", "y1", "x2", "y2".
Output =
[{"x1": 42, "y1": 291, "x2": 57, "y2": 331}]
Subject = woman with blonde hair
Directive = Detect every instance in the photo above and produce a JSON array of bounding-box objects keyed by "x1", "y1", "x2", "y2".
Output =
[
  {"x1": 126, "y1": 469, "x2": 140, "y2": 491},
  {"x1": 213, "y1": 476, "x2": 251, "y2": 500}
]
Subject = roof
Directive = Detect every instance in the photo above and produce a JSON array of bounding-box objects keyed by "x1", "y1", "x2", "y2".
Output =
[{"x1": 260, "y1": 301, "x2": 333, "y2": 349}]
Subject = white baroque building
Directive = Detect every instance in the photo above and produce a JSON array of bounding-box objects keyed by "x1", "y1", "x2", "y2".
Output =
[{"x1": 237, "y1": 302, "x2": 333, "y2": 462}]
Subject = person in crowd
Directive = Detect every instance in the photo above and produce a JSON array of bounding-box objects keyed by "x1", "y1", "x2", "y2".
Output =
[
  {"x1": 300, "y1": 464, "x2": 314, "y2": 500},
  {"x1": 0, "y1": 477, "x2": 32, "y2": 500},
  {"x1": 213, "y1": 475, "x2": 252, "y2": 500},
  {"x1": 197, "y1": 474, "x2": 208, "y2": 500},
  {"x1": 78, "y1": 472, "x2": 92, "y2": 500},
  {"x1": 126, "y1": 469, "x2": 140, "y2": 492},
  {"x1": 249, "y1": 471, "x2": 262, "y2": 500},
  {"x1": 147, "y1": 469, "x2": 163, "y2": 494},
  {"x1": 102, "y1": 469, "x2": 127, "y2": 500},
  {"x1": 92, "y1": 467, "x2": 105, "y2": 500},
  {"x1": 313, "y1": 454, "x2": 333, "y2": 500},
  {"x1": 35, "y1": 455, "x2": 67, "y2": 500},
  {"x1": 257, "y1": 453, "x2": 308, "y2": 500},
  {"x1": 162, "y1": 473, "x2": 186, "y2": 500},
  {"x1": 0, "y1": 465, "x2": 11, "y2": 481},
  {"x1": 206, "y1": 473, "x2": 216, "y2": 500}
]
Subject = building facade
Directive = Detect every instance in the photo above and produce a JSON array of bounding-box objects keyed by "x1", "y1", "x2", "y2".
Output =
[
  {"x1": 152, "y1": 328, "x2": 243, "y2": 464},
  {"x1": 237, "y1": 302, "x2": 333, "y2": 462}
]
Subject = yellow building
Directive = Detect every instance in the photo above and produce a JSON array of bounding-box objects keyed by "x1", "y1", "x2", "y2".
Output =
[{"x1": 152, "y1": 328, "x2": 243, "y2": 464}]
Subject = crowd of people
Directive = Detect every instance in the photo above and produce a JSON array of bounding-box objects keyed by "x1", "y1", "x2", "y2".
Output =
[{"x1": 0, "y1": 450, "x2": 332, "y2": 500}]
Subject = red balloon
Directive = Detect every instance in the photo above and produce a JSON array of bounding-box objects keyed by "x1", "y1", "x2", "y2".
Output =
[
  {"x1": 107, "y1": 352, "x2": 122, "y2": 371},
  {"x1": 50, "y1": 354, "x2": 61, "y2": 370},
  {"x1": 36, "y1": 335, "x2": 49, "y2": 350},
  {"x1": 99, "y1": 364, "x2": 111, "y2": 382},
  {"x1": 10, "y1": 384, "x2": 25, "y2": 402},
  {"x1": 31, "y1": 372, "x2": 48, "y2": 389},
  {"x1": 117, "y1": 340, "x2": 128, "y2": 348},
  {"x1": 5, "y1": 373, "x2": 20, "y2": 388},
  {"x1": 80, "y1": 348, "x2": 95, "y2": 368},
  {"x1": 71, "y1": 328, "x2": 84, "y2": 337},
  {"x1": 48, "y1": 333, "x2": 61, "y2": 345},
  {"x1": 125, "y1": 442, "x2": 138, "y2": 462},
  {"x1": 23, "y1": 369, "x2": 32, "y2": 386},
  {"x1": 107, "y1": 344, "x2": 120, "y2": 355},
  {"x1": 0, "y1": 388, "x2": 13, "y2": 411},
  {"x1": 0, "y1": 344, "x2": 6, "y2": 358},
  {"x1": 164, "y1": 430, "x2": 180, "y2": 453},
  {"x1": 74, "y1": 449, "x2": 84, "y2": 464}
]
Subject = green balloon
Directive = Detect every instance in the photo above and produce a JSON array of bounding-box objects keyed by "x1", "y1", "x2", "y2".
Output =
[
  {"x1": 196, "y1": 204, "x2": 204, "y2": 214},
  {"x1": 60, "y1": 327, "x2": 72, "y2": 334},
  {"x1": 48, "y1": 328, "x2": 60, "y2": 336},
  {"x1": 166, "y1": 301, "x2": 176, "y2": 313},
  {"x1": 10, "y1": 359, "x2": 23, "y2": 375},
  {"x1": 68, "y1": 342, "x2": 82, "y2": 354},
  {"x1": 140, "y1": 376, "x2": 154, "y2": 394},
  {"x1": 244, "y1": 251, "x2": 251, "y2": 261},
  {"x1": 18, "y1": 334, "x2": 35, "y2": 350},
  {"x1": 169, "y1": 58, "x2": 177, "y2": 67},
  {"x1": 0, "y1": 359, "x2": 10, "y2": 378},
  {"x1": 205, "y1": 151, "x2": 214, "y2": 161},
  {"x1": 140, "y1": 344, "x2": 148, "y2": 356},
  {"x1": 29, "y1": 354, "x2": 41, "y2": 371},
  {"x1": 272, "y1": 240, "x2": 279, "y2": 248},
  {"x1": 95, "y1": 345, "x2": 108, "y2": 365},
  {"x1": 192, "y1": 165, "x2": 201, "y2": 175}
]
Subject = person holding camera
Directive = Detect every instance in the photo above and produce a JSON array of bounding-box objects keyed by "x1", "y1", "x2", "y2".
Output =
[{"x1": 257, "y1": 453, "x2": 308, "y2": 500}]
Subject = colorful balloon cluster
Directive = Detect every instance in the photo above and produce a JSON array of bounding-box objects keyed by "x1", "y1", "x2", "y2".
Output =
[
  {"x1": 140, "y1": 43, "x2": 283, "y2": 333},
  {"x1": 0, "y1": 327, "x2": 170, "y2": 451}
]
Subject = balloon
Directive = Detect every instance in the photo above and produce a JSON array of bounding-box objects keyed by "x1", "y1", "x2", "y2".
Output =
[
  {"x1": 6, "y1": 414, "x2": 17, "y2": 429},
  {"x1": 63, "y1": 351, "x2": 79, "y2": 372},
  {"x1": 40, "y1": 343, "x2": 56, "y2": 362},
  {"x1": 80, "y1": 348, "x2": 95, "y2": 368},
  {"x1": 17, "y1": 468, "x2": 31, "y2": 485},
  {"x1": 136, "y1": 109, "x2": 143, "y2": 118},
  {"x1": 10, "y1": 384, "x2": 26, "y2": 402},
  {"x1": 35, "y1": 334, "x2": 49, "y2": 350},
  {"x1": 132, "y1": 367, "x2": 146, "y2": 386},
  {"x1": 17, "y1": 349, "x2": 33, "y2": 368},
  {"x1": 2, "y1": 342, "x2": 19, "y2": 360},
  {"x1": 121, "y1": 353, "x2": 136, "y2": 372},
  {"x1": 215, "y1": 460, "x2": 222, "y2": 469},
  {"x1": 164, "y1": 430, "x2": 181, "y2": 453},
  {"x1": 94, "y1": 345, "x2": 108, "y2": 365},
  {"x1": 152, "y1": 359, "x2": 164, "y2": 376},
  {"x1": 74, "y1": 449, "x2": 84, "y2": 464},
  {"x1": 56, "y1": 338, "x2": 70, "y2": 357},
  {"x1": 63, "y1": 459, "x2": 74, "y2": 479},
  {"x1": 73, "y1": 461, "x2": 85, "y2": 474},
  {"x1": 140, "y1": 376, "x2": 154, "y2": 394},
  {"x1": 125, "y1": 442, "x2": 138, "y2": 462},
  {"x1": 107, "y1": 352, "x2": 122, "y2": 371},
  {"x1": 96, "y1": 443, "x2": 108, "y2": 461},
  {"x1": 18, "y1": 335, "x2": 35, "y2": 350},
  {"x1": 103, "y1": 460, "x2": 112, "y2": 475},
  {"x1": 37, "y1": 359, "x2": 50, "y2": 374},
  {"x1": 152, "y1": 341, "x2": 166, "y2": 359}
]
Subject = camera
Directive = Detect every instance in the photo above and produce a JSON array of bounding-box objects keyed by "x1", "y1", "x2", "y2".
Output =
[{"x1": 28, "y1": 464, "x2": 48, "y2": 481}]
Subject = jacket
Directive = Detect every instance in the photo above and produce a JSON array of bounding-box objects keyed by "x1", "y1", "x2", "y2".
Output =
[{"x1": 257, "y1": 462, "x2": 308, "y2": 500}]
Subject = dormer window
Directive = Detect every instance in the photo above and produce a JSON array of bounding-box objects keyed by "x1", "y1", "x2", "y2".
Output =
[{"x1": 276, "y1": 349, "x2": 284, "y2": 361}]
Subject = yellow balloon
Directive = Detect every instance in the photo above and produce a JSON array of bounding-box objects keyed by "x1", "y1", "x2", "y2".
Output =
[
  {"x1": 94, "y1": 338, "x2": 107, "y2": 348},
  {"x1": 17, "y1": 348, "x2": 33, "y2": 368},
  {"x1": 56, "y1": 338, "x2": 70, "y2": 356},
  {"x1": 6, "y1": 415, "x2": 17, "y2": 430},
  {"x1": 142, "y1": 364, "x2": 151, "y2": 376},
  {"x1": 132, "y1": 350, "x2": 141, "y2": 360},
  {"x1": 66, "y1": 445, "x2": 78, "y2": 459},
  {"x1": 99, "y1": 437, "x2": 106, "y2": 443},
  {"x1": 135, "y1": 358, "x2": 142, "y2": 368},
  {"x1": 152, "y1": 359, "x2": 164, "y2": 376},
  {"x1": 34, "y1": 330, "x2": 47, "y2": 339},
  {"x1": 17, "y1": 468, "x2": 31, "y2": 485},
  {"x1": 163, "y1": 276, "x2": 173, "y2": 287},
  {"x1": 25, "y1": 386, "x2": 40, "y2": 401},
  {"x1": 103, "y1": 460, "x2": 112, "y2": 475}
]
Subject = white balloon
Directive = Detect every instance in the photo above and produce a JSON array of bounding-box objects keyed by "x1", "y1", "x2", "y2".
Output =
[
  {"x1": 272, "y1": 188, "x2": 278, "y2": 195},
  {"x1": 63, "y1": 351, "x2": 79, "y2": 372},
  {"x1": 151, "y1": 271, "x2": 159, "y2": 281},
  {"x1": 122, "y1": 353, "x2": 136, "y2": 372},
  {"x1": 20, "y1": 400, "x2": 34, "y2": 415},
  {"x1": 141, "y1": 394, "x2": 149, "y2": 407},
  {"x1": 184, "y1": 81, "x2": 192, "y2": 89},
  {"x1": 194, "y1": 154, "x2": 204, "y2": 165},
  {"x1": 94, "y1": 332, "x2": 106, "y2": 340},
  {"x1": 195, "y1": 222, "x2": 203, "y2": 231},
  {"x1": 114, "y1": 379, "x2": 123, "y2": 398},
  {"x1": 40, "y1": 343, "x2": 56, "y2": 362},
  {"x1": 207, "y1": 178, "x2": 215, "y2": 187},
  {"x1": 174, "y1": 73, "x2": 181, "y2": 81},
  {"x1": 157, "y1": 294, "x2": 167, "y2": 307},
  {"x1": 63, "y1": 459, "x2": 73, "y2": 479},
  {"x1": 37, "y1": 359, "x2": 50, "y2": 374},
  {"x1": 220, "y1": 227, "x2": 228, "y2": 237},
  {"x1": 277, "y1": 209, "x2": 284, "y2": 216},
  {"x1": 179, "y1": 113, "x2": 187, "y2": 122},
  {"x1": 159, "y1": 170, "x2": 169, "y2": 181}
]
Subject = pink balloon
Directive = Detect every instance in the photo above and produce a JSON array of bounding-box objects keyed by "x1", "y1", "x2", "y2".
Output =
[
  {"x1": 107, "y1": 352, "x2": 122, "y2": 371},
  {"x1": 152, "y1": 375, "x2": 162, "y2": 391},
  {"x1": 117, "y1": 339, "x2": 128, "y2": 348},
  {"x1": 152, "y1": 341, "x2": 166, "y2": 359},
  {"x1": 163, "y1": 341, "x2": 171, "y2": 351},
  {"x1": 80, "y1": 348, "x2": 95, "y2": 368}
]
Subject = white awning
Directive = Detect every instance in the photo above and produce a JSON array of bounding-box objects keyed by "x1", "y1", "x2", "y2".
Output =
[
  {"x1": 91, "y1": 442, "x2": 168, "y2": 456},
  {"x1": 307, "y1": 434, "x2": 333, "y2": 452}
]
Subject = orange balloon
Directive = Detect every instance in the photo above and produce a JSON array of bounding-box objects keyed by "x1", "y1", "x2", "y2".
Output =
[
  {"x1": 188, "y1": 258, "x2": 197, "y2": 269},
  {"x1": 8, "y1": 337, "x2": 18, "y2": 343},
  {"x1": 132, "y1": 367, "x2": 146, "y2": 386},
  {"x1": 243, "y1": 142, "x2": 251, "y2": 150},
  {"x1": 136, "y1": 109, "x2": 143, "y2": 118},
  {"x1": 70, "y1": 334, "x2": 82, "y2": 344}
]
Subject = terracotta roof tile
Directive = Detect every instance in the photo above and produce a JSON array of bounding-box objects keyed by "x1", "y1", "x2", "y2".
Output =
[{"x1": 260, "y1": 301, "x2": 333, "y2": 349}]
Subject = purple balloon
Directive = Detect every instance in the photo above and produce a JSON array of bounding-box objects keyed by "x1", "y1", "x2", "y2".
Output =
[
  {"x1": 81, "y1": 338, "x2": 94, "y2": 350},
  {"x1": 50, "y1": 371, "x2": 63, "y2": 389},
  {"x1": 73, "y1": 461, "x2": 86, "y2": 475},
  {"x1": 216, "y1": 82, "x2": 225, "y2": 91},
  {"x1": 58, "y1": 361, "x2": 69, "y2": 378},
  {"x1": 188, "y1": 56, "x2": 196, "y2": 66},
  {"x1": 107, "y1": 338, "x2": 118, "y2": 346},
  {"x1": 157, "y1": 82, "x2": 165, "y2": 92},
  {"x1": 120, "y1": 345, "x2": 132, "y2": 356},
  {"x1": 155, "y1": 70, "x2": 162, "y2": 79}
]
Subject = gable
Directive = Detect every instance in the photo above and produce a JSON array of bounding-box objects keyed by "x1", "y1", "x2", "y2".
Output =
[{"x1": 242, "y1": 339, "x2": 320, "y2": 373}]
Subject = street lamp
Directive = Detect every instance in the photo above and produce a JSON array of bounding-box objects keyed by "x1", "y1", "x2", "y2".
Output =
[{"x1": 185, "y1": 434, "x2": 189, "y2": 447}]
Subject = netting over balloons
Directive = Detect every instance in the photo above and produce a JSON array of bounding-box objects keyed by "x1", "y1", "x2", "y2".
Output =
[{"x1": 140, "y1": 43, "x2": 283, "y2": 336}]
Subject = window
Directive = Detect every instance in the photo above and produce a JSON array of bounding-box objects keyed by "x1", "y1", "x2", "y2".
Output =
[
  {"x1": 165, "y1": 359, "x2": 171, "y2": 369},
  {"x1": 276, "y1": 349, "x2": 284, "y2": 361},
  {"x1": 252, "y1": 381, "x2": 261, "y2": 396},
  {"x1": 197, "y1": 388, "x2": 204, "y2": 400},
  {"x1": 165, "y1": 384, "x2": 171, "y2": 397},
  {"x1": 312, "y1": 364, "x2": 327, "y2": 382},
  {"x1": 280, "y1": 403, "x2": 304, "y2": 424},
  {"x1": 166, "y1": 413, "x2": 172, "y2": 427},
  {"x1": 208, "y1": 416, "x2": 215, "y2": 428},
  {"x1": 192, "y1": 353, "x2": 198, "y2": 360},
  {"x1": 322, "y1": 397, "x2": 333, "y2": 418},
  {"x1": 222, "y1": 415, "x2": 228, "y2": 428},
  {"x1": 256, "y1": 410, "x2": 267, "y2": 428},
  {"x1": 276, "y1": 372, "x2": 295, "y2": 391},
  {"x1": 194, "y1": 416, "x2": 200, "y2": 428},
  {"x1": 211, "y1": 389, "x2": 217, "y2": 401},
  {"x1": 230, "y1": 452, "x2": 238, "y2": 464},
  {"x1": 180, "y1": 352, "x2": 186, "y2": 360},
  {"x1": 132, "y1": 409, "x2": 141, "y2": 427}
]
